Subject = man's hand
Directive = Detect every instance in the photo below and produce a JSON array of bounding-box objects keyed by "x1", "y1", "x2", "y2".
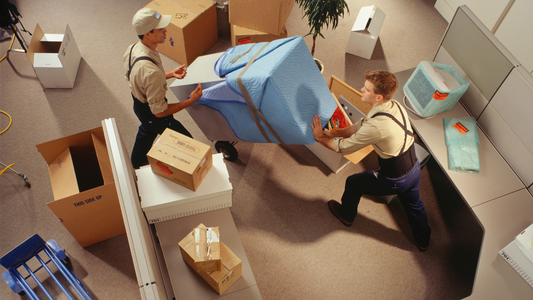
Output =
[
  {"x1": 311, "y1": 115, "x2": 325, "y2": 140},
  {"x1": 173, "y1": 65, "x2": 187, "y2": 79},
  {"x1": 189, "y1": 83, "x2": 203, "y2": 102}
]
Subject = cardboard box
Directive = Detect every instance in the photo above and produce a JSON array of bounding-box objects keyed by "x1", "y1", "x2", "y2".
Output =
[
  {"x1": 136, "y1": 153, "x2": 232, "y2": 224},
  {"x1": 346, "y1": 6, "x2": 386, "y2": 60},
  {"x1": 147, "y1": 128, "x2": 213, "y2": 191},
  {"x1": 36, "y1": 127, "x2": 126, "y2": 247},
  {"x1": 231, "y1": 24, "x2": 288, "y2": 47},
  {"x1": 179, "y1": 223, "x2": 221, "y2": 272},
  {"x1": 169, "y1": 52, "x2": 224, "y2": 101},
  {"x1": 180, "y1": 226, "x2": 242, "y2": 295},
  {"x1": 26, "y1": 23, "x2": 81, "y2": 88},
  {"x1": 144, "y1": 0, "x2": 217, "y2": 66},
  {"x1": 229, "y1": 0, "x2": 293, "y2": 36}
]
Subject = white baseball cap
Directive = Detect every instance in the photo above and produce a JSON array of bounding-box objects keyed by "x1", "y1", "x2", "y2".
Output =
[{"x1": 132, "y1": 8, "x2": 171, "y2": 35}]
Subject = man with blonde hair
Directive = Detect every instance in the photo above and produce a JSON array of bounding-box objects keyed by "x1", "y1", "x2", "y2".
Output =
[
  {"x1": 311, "y1": 70, "x2": 431, "y2": 251},
  {"x1": 124, "y1": 7, "x2": 202, "y2": 169}
]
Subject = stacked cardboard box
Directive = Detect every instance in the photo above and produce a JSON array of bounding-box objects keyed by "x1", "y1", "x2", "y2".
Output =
[
  {"x1": 229, "y1": 0, "x2": 293, "y2": 46},
  {"x1": 179, "y1": 223, "x2": 242, "y2": 295},
  {"x1": 147, "y1": 128, "x2": 213, "y2": 191}
]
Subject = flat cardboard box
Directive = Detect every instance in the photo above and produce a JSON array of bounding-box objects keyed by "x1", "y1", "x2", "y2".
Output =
[
  {"x1": 229, "y1": 0, "x2": 293, "y2": 36},
  {"x1": 147, "y1": 128, "x2": 213, "y2": 191},
  {"x1": 179, "y1": 223, "x2": 221, "y2": 272},
  {"x1": 231, "y1": 24, "x2": 288, "y2": 47},
  {"x1": 169, "y1": 52, "x2": 224, "y2": 102},
  {"x1": 346, "y1": 6, "x2": 386, "y2": 60},
  {"x1": 36, "y1": 127, "x2": 125, "y2": 247},
  {"x1": 144, "y1": 0, "x2": 217, "y2": 65},
  {"x1": 26, "y1": 23, "x2": 81, "y2": 88},
  {"x1": 136, "y1": 153, "x2": 232, "y2": 224}
]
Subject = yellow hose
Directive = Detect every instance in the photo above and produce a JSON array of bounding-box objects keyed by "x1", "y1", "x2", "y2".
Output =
[
  {"x1": 0, "y1": 110, "x2": 14, "y2": 176},
  {"x1": 0, "y1": 26, "x2": 17, "y2": 63}
]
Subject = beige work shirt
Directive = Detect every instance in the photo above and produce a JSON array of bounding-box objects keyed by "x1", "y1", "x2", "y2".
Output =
[
  {"x1": 123, "y1": 42, "x2": 168, "y2": 115},
  {"x1": 333, "y1": 100, "x2": 415, "y2": 159}
]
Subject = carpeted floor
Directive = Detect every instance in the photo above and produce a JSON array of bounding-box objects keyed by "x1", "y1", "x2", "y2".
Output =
[{"x1": 0, "y1": 0, "x2": 483, "y2": 299}]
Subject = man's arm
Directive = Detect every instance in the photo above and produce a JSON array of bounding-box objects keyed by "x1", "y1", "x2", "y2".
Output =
[{"x1": 154, "y1": 83, "x2": 202, "y2": 118}]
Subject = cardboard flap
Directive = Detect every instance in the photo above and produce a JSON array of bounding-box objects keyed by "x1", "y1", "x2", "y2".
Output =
[
  {"x1": 58, "y1": 25, "x2": 77, "y2": 67},
  {"x1": 33, "y1": 53, "x2": 63, "y2": 68},
  {"x1": 36, "y1": 127, "x2": 104, "y2": 165},
  {"x1": 367, "y1": 7, "x2": 385, "y2": 37},
  {"x1": 26, "y1": 23, "x2": 45, "y2": 65},
  {"x1": 48, "y1": 148, "x2": 80, "y2": 200},
  {"x1": 91, "y1": 132, "x2": 114, "y2": 184}
]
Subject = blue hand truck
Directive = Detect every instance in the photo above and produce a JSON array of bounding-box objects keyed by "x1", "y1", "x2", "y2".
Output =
[{"x1": 1, "y1": 234, "x2": 93, "y2": 300}]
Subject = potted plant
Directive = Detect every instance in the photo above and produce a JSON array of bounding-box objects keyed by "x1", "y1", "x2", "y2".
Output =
[{"x1": 295, "y1": 0, "x2": 349, "y2": 71}]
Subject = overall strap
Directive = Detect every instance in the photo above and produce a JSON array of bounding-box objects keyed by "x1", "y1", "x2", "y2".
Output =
[
  {"x1": 127, "y1": 43, "x2": 158, "y2": 80},
  {"x1": 371, "y1": 102, "x2": 413, "y2": 154}
]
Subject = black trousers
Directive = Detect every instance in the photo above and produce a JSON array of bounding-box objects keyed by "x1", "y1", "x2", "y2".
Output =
[
  {"x1": 339, "y1": 161, "x2": 431, "y2": 247},
  {"x1": 131, "y1": 105, "x2": 192, "y2": 169}
]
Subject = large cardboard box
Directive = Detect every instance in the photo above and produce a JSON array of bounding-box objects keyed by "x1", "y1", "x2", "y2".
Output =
[
  {"x1": 144, "y1": 0, "x2": 217, "y2": 66},
  {"x1": 179, "y1": 223, "x2": 221, "y2": 272},
  {"x1": 36, "y1": 127, "x2": 126, "y2": 247},
  {"x1": 229, "y1": 0, "x2": 293, "y2": 36},
  {"x1": 346, "y1": 6, "x2": 386, "y2": 60},
  {"x1": 231, "y1": 24, "x2": 288, "y2": 47},
  {"x1": 147, "y1": 128, "x2": 213, "y2": 191},
  {"x1": 26, "y1": 23, "x2": 81, "y2": 88}
]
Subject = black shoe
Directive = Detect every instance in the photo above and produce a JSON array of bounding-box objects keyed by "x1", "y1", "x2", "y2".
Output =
[
  {"x1": 328, "y1": 200, "x2": 353, "y2": 227},
  {"x1": 416, "y1": 241, "x2": 429, "y2": 252}
]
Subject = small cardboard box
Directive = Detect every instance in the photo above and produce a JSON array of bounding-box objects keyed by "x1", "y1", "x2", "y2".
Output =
[
  {"x1": 36, "y1": 127, "x2": 126, "y2": 247},
  {"x1": 346, "y1": 6, "x2": 386, "y2": 60},
  {"x1": 147, "y1": 128, "x2": 213, "y2": 191},
  {"x1": 179, "y1": 223, "x2": 221, "y2": 272},
  {"x1": 199, "y1": 242, "x2": 242, "y2": 295},
  {"x1": 26, "y1": 23, "x2": 81, "y2": 88},
  {"x1": 180, "y1": 225, "x2": 242, "y2": 295},
  {"x1": 231, "y1": 24, "x2": 288, "y2": 47},
  {"x1": 229, "y1": 0, "x2": 293, "y2": 36},
  {"x1": 144, "y1": 0, "x2": 217, "y2": 66}
]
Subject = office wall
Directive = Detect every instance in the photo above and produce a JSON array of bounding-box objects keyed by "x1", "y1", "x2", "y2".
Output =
[{"x1": 434, "y1": 0, "x2": 533, "y2": 73}]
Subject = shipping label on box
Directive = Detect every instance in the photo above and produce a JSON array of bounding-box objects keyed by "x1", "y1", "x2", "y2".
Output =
[
  {"x1": 231, "y1": 24, "x2": 288, "y2": 47},
  {"x1": 179, "y1": 223, "x2": 221, "y2": 272},
  {"x1": 36, "y1": 127, "x2": 125, "y2": 247},
  {"x1": 229, "y1": 0, "x2": 293, "y2": 36},
  {"x1": 144, "y1": 0, "x2": 217, "y2": 65},
  {"x1": 147, "y1": 128, "x2": 213, "y2": 191}
]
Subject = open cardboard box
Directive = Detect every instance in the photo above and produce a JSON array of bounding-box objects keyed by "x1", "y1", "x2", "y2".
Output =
[
  {"x1": 346, "y1": 6, "x2": 386, "y2": 60},
  {"x1": 36, "y1": 127, "x2": 125, "y2": 247},
  {"x1": 26, "y1": 23, "x2": 81, "y2": 88},
  {"x1": 144, "y1": 0, "x2": 217, "y2": 66}
]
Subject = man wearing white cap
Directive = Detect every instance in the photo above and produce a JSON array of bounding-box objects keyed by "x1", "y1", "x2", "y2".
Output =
[{"x1": 124, "y1": 7, "x2": 203, "y2": 169}]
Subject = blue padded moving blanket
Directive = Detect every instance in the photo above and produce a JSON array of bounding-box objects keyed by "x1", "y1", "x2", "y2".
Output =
[{"x1": 193, "y1": 36, "x2": 337, "y2": 144}]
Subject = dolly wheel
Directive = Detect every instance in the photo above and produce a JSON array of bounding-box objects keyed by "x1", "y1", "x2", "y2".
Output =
[{"x1": 215, "y1": 141, "x2": 238, "y2": 161}]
